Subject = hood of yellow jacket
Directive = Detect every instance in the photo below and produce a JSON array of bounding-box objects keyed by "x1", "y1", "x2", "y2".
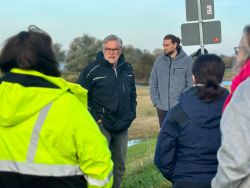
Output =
[{"x1": 0, "y1": 68, "x2": 87, "y2": 127}]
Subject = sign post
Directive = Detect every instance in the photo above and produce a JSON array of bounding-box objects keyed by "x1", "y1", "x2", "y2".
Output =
[
  {"x1": 186, "y1": 0, "x2": 214, "y2": 21},
  {"x1": 197, "y1": 0, "x2": 205, "y2": 54},
  {"x1": 181, "y1": 21, "x2": 221, "y2": 46},
  {"x1": 182, "y1": 0, "x2": 221, "y2": 54}
]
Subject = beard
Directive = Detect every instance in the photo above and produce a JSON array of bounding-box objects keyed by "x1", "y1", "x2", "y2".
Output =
[{"x1": 164, "y1": 49, "x2": 175, "y2": 57}]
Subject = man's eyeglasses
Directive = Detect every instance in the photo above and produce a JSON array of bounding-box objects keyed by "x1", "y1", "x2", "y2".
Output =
[
  {"x1": 234, "y1": 47, "x2": 246, "y2": 55},
  {"x1": 104, "y1": 48, "x2": 120, "y2": 53}
]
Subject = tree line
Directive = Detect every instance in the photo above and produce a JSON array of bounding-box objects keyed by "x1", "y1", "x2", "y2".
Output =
[{"x1": 53, "y1": 34, "x2": 234, "y2": 84}]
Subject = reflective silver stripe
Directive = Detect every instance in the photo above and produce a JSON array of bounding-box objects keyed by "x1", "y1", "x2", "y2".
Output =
[
  {"x1": 26, "y1": 103, "x2": 52, "y2": 162},
  {"x1": 0, "y1": 160, "x2": 83, "y2": 176},
  {"x1": 87, "y1": 65, "x2": 100, "y2": 78},
  {"x1": 84, "y1": 171, "x2": 113, "y2": 186},
  {"x1": 93, "y1": 76, "x2": 106, "y2": 81},
  {"x1": 116, "y1": 62, "x2": 125, "y2": 69},
  {"x1": 113, "y1": 68, "x2": 117, "y2": 77}
]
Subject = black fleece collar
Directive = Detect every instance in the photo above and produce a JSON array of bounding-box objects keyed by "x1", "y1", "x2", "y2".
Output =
[{"x1": 0, "y1": 72, "x2": 60, "y2": 88}]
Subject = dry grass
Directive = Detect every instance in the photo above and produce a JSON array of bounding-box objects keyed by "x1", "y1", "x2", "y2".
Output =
[
  {"x1": 128, "y1": 83, "x2": 231, "y2": 140},
  {"x1": 128, "y1": 86, "x2": 160, "y2": 140}
]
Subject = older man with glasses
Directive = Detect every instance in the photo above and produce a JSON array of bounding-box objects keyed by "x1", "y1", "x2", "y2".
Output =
[{"x1": 78, "y1": 34, "x2": 137, "y2": 188}]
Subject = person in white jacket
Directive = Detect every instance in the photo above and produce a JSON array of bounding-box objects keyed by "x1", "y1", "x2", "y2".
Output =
[{"x1": 212, "y1": 24, "x2": 250, "y2": 188}]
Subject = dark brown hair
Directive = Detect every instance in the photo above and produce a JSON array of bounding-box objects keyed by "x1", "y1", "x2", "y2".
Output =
[
  {"x1": 163, "y1": 34, "x2": 181, "y2": 50},
  {"x1": 192, "y1": 54, "x2": 225, "y2": 102},
  {"x1": 0, "y1": 25, "x2": 60, "y2": 77}
]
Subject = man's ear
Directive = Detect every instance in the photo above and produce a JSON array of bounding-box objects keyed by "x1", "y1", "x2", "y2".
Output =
[{"x1": 174, "y1": 42, "x2": 178, "y2": 48}]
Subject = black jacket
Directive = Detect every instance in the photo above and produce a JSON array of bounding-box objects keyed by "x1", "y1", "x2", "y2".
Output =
[
  {"x1": 78, "y1": 52, "x2": 137, "y2": 133},
  {"x1": 154, "y1": 86, "x2": 229, "y2": 183}
]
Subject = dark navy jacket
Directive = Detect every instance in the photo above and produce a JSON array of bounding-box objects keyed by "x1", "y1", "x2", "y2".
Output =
[
  {"x1": 78, "y1": 51, "x2": 137, "y2": 133},
  {"x1": 154, "y1": 86, "x2": 229, "y2": 183}
]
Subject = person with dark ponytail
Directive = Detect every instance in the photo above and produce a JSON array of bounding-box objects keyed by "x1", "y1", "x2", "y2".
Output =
[
  {"x1": 154, "y1": 54, "x2": 229, "y2": 188},
  {"x1": 192, "y1": 54, "x2": 226, "y2": 103}
]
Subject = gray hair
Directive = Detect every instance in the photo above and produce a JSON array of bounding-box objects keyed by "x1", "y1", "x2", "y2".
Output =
[
  {"x1": 233, "y1": 24, "x2": 250, "y2": 72},
  {"x1": 102, "y1": 34, "x2": 123, "y2": 50},
  {"x1": 242, "y1": 24, "x2": 250, "y2": 51}
]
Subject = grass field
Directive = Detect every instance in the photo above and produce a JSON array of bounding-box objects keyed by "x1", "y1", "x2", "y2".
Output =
[
  {"x1": 128, "y1": 86, "x2": 159, "y2": 140},
  {"x1": 122, "y1": 137, "x2": 171, "y2": 188},
  {"x1": 122, "y1": 86, "x2": 171, "y2": 187},
  {"x1": 127, "y1": 78, "x2": 231, "y2": 140},
  {"x1": 123, "y1": 82, "x2": 231, "y2": 187}
]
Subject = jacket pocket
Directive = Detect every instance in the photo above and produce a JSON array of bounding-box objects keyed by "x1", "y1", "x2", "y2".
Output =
[
  {"x1": 102, "y1": 109, "x2": 134, "y2": 133},
  {"x1": 173, "y1": 67, "x2": 185, "y2": 75}
]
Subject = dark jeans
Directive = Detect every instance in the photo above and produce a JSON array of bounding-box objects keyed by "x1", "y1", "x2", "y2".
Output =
[
  {"x1": 99, "y1": 125, "x2": 128, "y2": 188},
  {"x1": 157, "y1": 108, "x2": 168, "y2": 128},
  {"x1": 173, "y1": 182, "x2": 211, "y2": 188}
]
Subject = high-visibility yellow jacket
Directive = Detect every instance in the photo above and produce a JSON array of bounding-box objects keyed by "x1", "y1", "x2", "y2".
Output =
[{"x1": 0, "y1": 68, "x2": 113, "y2": 188}]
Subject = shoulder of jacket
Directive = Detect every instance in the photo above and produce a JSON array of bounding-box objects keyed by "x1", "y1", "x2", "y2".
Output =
[
  {"x1": 177, "y1": 49, "x2": 189, "y2": 58},
  {"x1": 168, "y1": 103, "x2": 189, "y2": 129},
  {"x1": 157, "y1": 54, "x2": 167, "y2": 61},
  {"x1": 186, "y1": 56, "x2": 193, "y2": 64},
  {"x1": 154, "y1": 55, "x2": 169, "y2": 66},
  {"x1": 125, "y1": 62, "x2": 134, "y2": 71},
  {"x1": 181, "y1": 52, "x2": 193, "y2": 63},
  {"x1": 87, "y1": 60, "x2": 100, "y2": 68},
  {"x1": 120, "y1": 62, "x2": 134, "y2": 73},
  {"x1": 232, "y1": 78, "x2": 250, "y2": 103},
  {"x1": 83, "y1": 60, "x2": 103, "y2": 75}
]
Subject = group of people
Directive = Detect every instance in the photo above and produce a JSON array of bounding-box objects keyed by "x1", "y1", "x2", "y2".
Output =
[
  {"x1": 152, "y1": 25, "x2": 250, "y2": 188},
  {"x1": 0, "y1": 26, "x2": 136, "y2": 188},
  {"x1": 0, "y1": 23, "x2": 249, "y2": 188}
]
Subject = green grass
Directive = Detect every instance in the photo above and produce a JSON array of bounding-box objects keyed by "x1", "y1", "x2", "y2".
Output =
[
  {"x1": 123, "y1": 87, "x2": 171, "y2": 187},
  {"x1": 122, "y1": 137, "x2": 172, "y2": 188}
]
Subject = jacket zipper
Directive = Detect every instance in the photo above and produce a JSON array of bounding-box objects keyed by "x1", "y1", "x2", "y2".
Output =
[
  {"x1": 113, "y1": 67, "x2": 118, "y2": 77},
  {"x1": 112, "y1": 62, "x2": 125, "y2": 77},
  {"x1": 122, "y1": 83, "x2": 125, "y2": 93},
  {"x1": 168, "y1": 58, "x2": 172, "y2": 110},
  {"x1": 113, "y1": 62, "x2": 126, "y2": 93}
]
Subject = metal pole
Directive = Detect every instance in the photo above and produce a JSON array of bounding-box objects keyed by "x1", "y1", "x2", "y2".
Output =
[{"x1": 197, "y1": 0, "x2": 205, "y2": 54}]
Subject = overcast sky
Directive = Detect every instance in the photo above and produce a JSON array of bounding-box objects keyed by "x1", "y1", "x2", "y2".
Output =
[{"x1": 0, "y1": 0, "x2": 249, "y2": 55}]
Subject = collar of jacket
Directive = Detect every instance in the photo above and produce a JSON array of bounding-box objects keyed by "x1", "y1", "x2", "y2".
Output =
[
  {"x1": 8, "y1": 68, "x2": 88, "y2": 107},
  {"x1": 0, "y1": 68, "x2": 88, "y2": 127},
  {"x1": 164, "y1": 48, "x2": 186, "y2": 61},
  {"x1": 96, "y1": 51, "x2": 125, "y2": 68}
]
